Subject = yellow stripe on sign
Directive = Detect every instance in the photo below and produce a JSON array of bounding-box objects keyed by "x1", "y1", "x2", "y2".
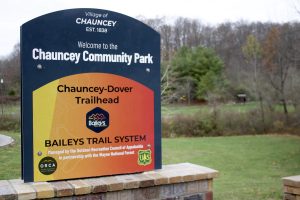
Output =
[{"x1": 33, "y1": 80, "x2": 59, "y2": 181}]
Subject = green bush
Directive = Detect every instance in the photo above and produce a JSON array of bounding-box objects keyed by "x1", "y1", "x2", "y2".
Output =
[
  {"x1": 162, "y1": 106, "x2": 300, "y2": 137},
  {"x1": 8, "y1": 90, "x2": 16, "y2": 96},
  {"x1": 162, "y1": 112, "x2": 220, "y2": 137},
  {"x1": 0, "y1": 115, "x2": 20, "y2": 131}
]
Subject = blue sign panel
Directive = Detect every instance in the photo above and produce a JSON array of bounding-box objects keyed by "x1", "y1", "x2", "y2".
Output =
[{"x1": 21, "y1": 8, "x2": 161, "y2": 182}]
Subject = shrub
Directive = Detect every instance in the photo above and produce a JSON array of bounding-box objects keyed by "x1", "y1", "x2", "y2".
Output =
[
  {"x1": 8, "y1": 90, "x2": 16, "y2": 96},
  {"x1": 0, "y1": 114, "x2": 20, "y2": 131},
  {"x1": 162, "y1": 112, "x2": 220, "y2": 137},
  {"x1": 162, "y1": 106, "x2": 300, "y2": 137}
]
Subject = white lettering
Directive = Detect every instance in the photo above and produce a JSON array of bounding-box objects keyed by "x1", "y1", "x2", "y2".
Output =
[
  {"x1": 75, "y1": 18, "x2": 117, "y2": 27},
  {"x1": 31, "y1": 48, "x2": 81, "y2": 64},
  {"x1": 32, "y1": 48, "x2": 39, "y2": 60},
  {"x1": 134, "y1": 53, "x2": 153, "y2": 64},
  {"x1": 82, "y1": 50, "x2": 132, "y2": 65}
]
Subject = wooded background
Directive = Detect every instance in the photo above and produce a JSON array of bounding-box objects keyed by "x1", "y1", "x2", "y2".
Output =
[{"x1": 0, "y1": 18, "x2": 299, "y2": 134}]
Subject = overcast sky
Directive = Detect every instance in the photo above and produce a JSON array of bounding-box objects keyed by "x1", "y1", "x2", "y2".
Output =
[{"x1": 0, "y1": 0, "x2": 299, "y2": 57}]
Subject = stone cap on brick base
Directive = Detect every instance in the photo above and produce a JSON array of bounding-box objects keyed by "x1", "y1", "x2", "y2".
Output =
[
  {"x1": 282, "y1": 175, "x2": 300, "y2": 200},
  {"x1": 283, "y1": 175, "x2": 300, "y2": 188},
  {"x1": 0, "y1": 163, "x2": 218, "y2": 199}
]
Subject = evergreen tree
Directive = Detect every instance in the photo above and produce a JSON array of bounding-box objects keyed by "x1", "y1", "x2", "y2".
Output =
[{"x1": 171, "y1": 46, "x2": 224, "y2": 102}]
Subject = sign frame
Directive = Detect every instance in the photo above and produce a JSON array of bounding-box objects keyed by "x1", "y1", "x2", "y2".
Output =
[{"x1": 21, "y1": 8, "x2": 161, "y2": 182}]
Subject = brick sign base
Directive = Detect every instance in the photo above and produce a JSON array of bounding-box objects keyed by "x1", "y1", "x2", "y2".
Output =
[
  {"x1": 283, "y1": 175, "x2": 300, "y2": 200},
  {"x1": 0, "y1": 163, "x2": 218, "y2": 200}
]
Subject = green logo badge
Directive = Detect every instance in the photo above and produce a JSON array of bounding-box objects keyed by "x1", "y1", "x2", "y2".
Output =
[
  {"x1": 38, "y1": 156, "x2": 57, "y2": 175},
  {"x1": 138, "y1": 150, "x2": 152, "y2": 166}
]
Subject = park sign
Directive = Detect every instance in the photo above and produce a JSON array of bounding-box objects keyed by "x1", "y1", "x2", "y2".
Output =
[{"x1": 21, "y1": 8, "x2": 161, "y2": 182}]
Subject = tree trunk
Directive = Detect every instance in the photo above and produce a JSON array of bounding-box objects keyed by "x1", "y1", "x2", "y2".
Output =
[
  {"x1": 281, "y1": 97, "x2": 289, "y2": 124},
  {"x1": 280, "y1": 74, "x2": 289, "y2": 123},
  {"x1": 258, "y1": 91, "x2": 266, "y2": 133}
]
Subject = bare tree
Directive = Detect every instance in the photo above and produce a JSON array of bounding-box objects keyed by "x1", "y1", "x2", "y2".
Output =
[
  {"x1": 0, "y1": 43, "x2": 20, "y2": 97},
  {"x1": 262, "y1": 26, "x2": 295, "y2": 122},
  {"x1": 242, "y1": 34, "x2": 267, "y2": 131}
]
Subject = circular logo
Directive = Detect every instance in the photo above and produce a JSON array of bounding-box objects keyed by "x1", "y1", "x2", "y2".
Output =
[{"x1": 38, "y1": 156, "x2": 57, "y2": 175}]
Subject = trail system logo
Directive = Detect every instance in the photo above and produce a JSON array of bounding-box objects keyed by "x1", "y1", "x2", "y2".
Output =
[
  {"x1": 138, "y1": 150, "x2": 152, "y2": 166},
  {"x1": 38, "y1": 156, "x2": 57, "y2": 175},
  {"x1": 86, "y1": 107, "x2": 109, "y2": 133}
]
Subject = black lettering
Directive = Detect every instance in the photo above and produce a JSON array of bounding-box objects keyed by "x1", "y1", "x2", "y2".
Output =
[
  {"x1": 108, "y1": 85, "x2": 114, "y2": 92},
  {"x1": 45, "y1": 140, "x2": 51, "y2": 147},
  {"x1": 79, "y1": 138, "x2": 85, "y2": 145},
  {"x1": 114, "y1": 135, "x2": 146, "y2": 143},
  {"x1": 57, "y1": 85, "x2": 64, "y2": 92},
  {"x1": 53, "y1": 140, "x2": 59, "y2": 146},
  {"x1": 86, "y1": 138, "x2": 92, "y2": 144}
]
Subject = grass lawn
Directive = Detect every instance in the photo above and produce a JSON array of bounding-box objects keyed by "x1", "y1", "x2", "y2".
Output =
[
  {"x1": 1, "y1": 132, "x2": 299, "y2": 199},
  {"x1": 162, "y1": 102, "x2": 258, "y2": 117},
  {"x1": 0, "y1": 131, "x2": 21, "y2": 180},
  {"x1": 162, "y1": 102, "x2": 295, "y2": 117},
  {"x1": 163, "y1": 135, "x2": 300, "y2": 200}
]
